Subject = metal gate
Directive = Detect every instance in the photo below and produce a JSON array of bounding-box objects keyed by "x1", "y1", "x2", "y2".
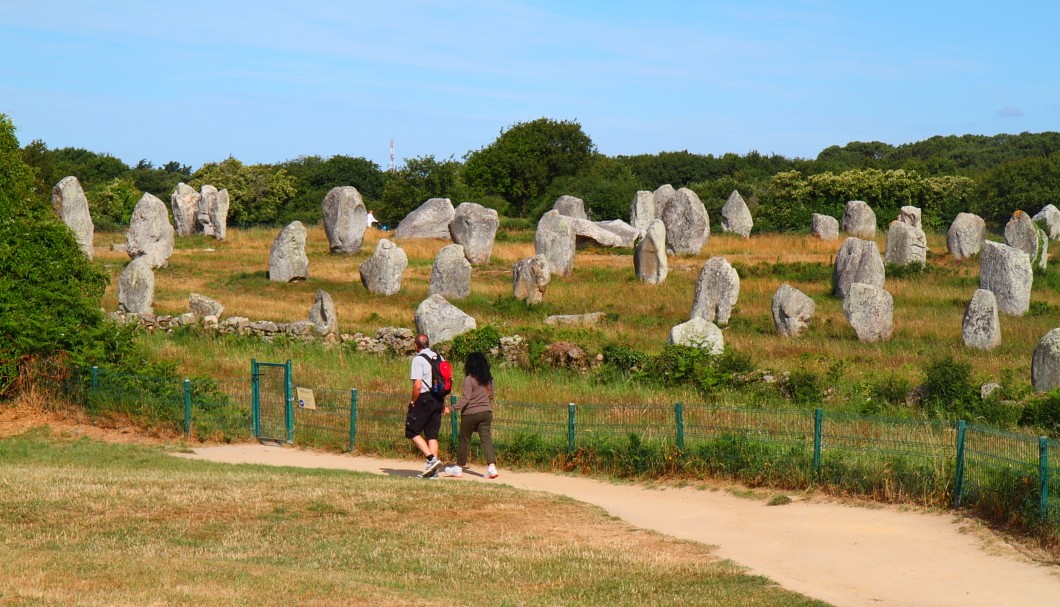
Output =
[{"x1": 251, "y1": 359, "x2": 293, "y2": 443}]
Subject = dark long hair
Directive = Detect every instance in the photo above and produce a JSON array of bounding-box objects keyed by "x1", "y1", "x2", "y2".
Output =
[{"x1": 464, "y1": 352, "x2": 492, "y2": 386}]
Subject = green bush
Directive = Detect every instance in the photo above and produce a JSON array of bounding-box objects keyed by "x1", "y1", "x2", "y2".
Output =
[
  {"x1": 602, "y1": 344, "x2": 648, "y2": 374},
  {"x1": 450, "y1": 325, "x2": 501, "y2": 360},
  {"x1": 780, "y1": 368, "x2": 822, "y2": 405}
]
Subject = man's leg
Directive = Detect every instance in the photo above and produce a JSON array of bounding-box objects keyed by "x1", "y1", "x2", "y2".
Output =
[{"x1": 411, "y1": 435, "x2": 432, "y2": 457}]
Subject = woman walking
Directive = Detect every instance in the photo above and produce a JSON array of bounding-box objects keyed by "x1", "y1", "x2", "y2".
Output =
[{"x1": 444, "y1": 352, "x2": 499, "y2": 479}]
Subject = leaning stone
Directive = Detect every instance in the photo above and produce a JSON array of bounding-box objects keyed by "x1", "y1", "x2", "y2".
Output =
[
  {"x1": 668, "y1": 317, "x2": 724, "y2": 354},
  {"x1": 118, "y1": 257, "x2": 155, "y2": 315},
  {"x1": 884, "y1": 220, "x2": 927, "y2": 266},
  {"x1": 52, "y1": 176, "x2": 95, "y2": 259},
  {"x1": 690, "y1": 257, "x2": 740, "y2": 326},
  {"x1": 308, "y1": 289, "x2": 339, "y2": 341},
  {"x1": 962, "y1": 289, "x2": 1001, "y2": 350},
  {"x1": 188, "y1": 293, "x2": 223, "y2": 318},
  {"x1": 811, "y1": 213, "x2": 839, "y2": 241},
  {"x1": 170, "y1": 182, "x2": 200, "y2": 237},
  {"x1": 449, "y1": 202, "x2": 499, "y2": 265},
  {"x1": 594, "y1": 220, "x2": 639, "y2": 247},
  {"x1": 841, "y1": 200, "x2": 876, "y2": 239},
  {"x1": 1033, "y1": 204, "x2": 1060, "y2": 240},
  {"x1": 211, "y1": 188, "x2": 230, "y2": 241},
  {"x1": 630, "y1": 190, "x2": 655, "y2": 235},
  {"x1": 947, "y1": 213, "x2": 986, "y2": 259},
  {"x1": 652, "y1": 184, "x2": 677, "y2": 220},
  {"x1": 429, "y1": 244, "x2": 472, "y2": 300},
  {"x1": 512, "y1": 255, "x2": 551, "y2": 304},
  {"x1": 662, "y1": 187, "x2": 709, "y2": 255},
  {"x1": 897, "y1": 206, "x2": 922, "y2": 229},
  {"x1": 833, "y1": 237, "x2": 885, "y2": 298},
  {"x1": 268, "y1": 221, "x2": 309, "y2": 282},
  {"x1": 126, "y1": 192, "x2": 175, "y2": 268},
  {"x1": 842, "y1": 283, "x2": 894, "y2": 342},
  {"x1": 394, "y1": 197, "x2": 455, "y2": 240},
  {"x1": 534, "y1": 210, "x2": 575, "y2": 277},
  {"x1": 980, "y1": 240, "x2": 1032, "y2": 316},
  {"x1": 359, "y1": 239, "x2": 408, "y2": 296},
  {"x1": 322, "y1": 186, "x2": 367, "y2": 254},
  {"x1": 1032, "y1": 328, "x2": 1060, "y2": 392},
  {"x1": 545, "y1": 312, "x2": 605, "y2": 327},
  {"x1": 772, "y1": 284, "x2": 815, "y2": 337},
  {"x1": 569, "y1": 217, "x2": 630, "y2": 248},
  {"x1": 414, "y1": 294, "x2": 477, "y2": 345},
  {"x1": 553, "y1": 195, "x2": 589, "y2": 220},
  {"x1": 634, "y1": 219, "x2": 667, "y2": 284},
  {"x1": 720, "y1": 189, "x2": 753, "y2": 237},
  {"x1": 1004, "y1": 210, "x2": 1047, "y2": 271}
]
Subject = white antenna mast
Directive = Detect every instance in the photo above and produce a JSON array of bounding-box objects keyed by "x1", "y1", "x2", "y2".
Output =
[{"x1": 388, "y1": 139, "x2": 396, "y2": 172}]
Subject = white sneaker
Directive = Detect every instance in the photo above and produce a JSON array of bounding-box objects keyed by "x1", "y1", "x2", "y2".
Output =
[
  {"x1": 487, "y1": 464, "x2": 499, "y2": 479},
  {"x1": 444, "y1": 465, "x2": 463, "y2": 478},
  {"x1": 417, "y1": 456, "x2": 442, "y2": 478}
]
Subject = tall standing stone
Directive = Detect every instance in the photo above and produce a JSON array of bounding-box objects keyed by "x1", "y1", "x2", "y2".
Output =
[
  {"x1": 553, "y1": 195, "x2": 589, "y2": 220},
  {"x1": 811, "y1": 213, "x2": 839, "y2": 241},
  {"x1": 1004, "y1": 210, "x2": 1047, "y2": 271},
  {"x1": 394, "y1": 197, "x2": 456, "y2": 240},
  {"x1": 52, "y1": 176, "x2": 94, "y2": 259},
  {"x1": 211, "y1": 188, "x2": 229, "y2": 241},
  {"x1": 359, "y1": 239, "x2": 407, "y2": 296},
  {"x1": 198, "y1": 185, "x2": 218, "y2": 236},
  {"x1": 512, "y1": 255, "x2": 551, "y2": 304},
  {"x1": 630, "y1": 190, "x2": 655, "y2": 236},
  {"x1": 449, "y1": 202, "x2": 499, "y2": 265},
  {"x1": 897, "y1": 206, "x2": 922, "y2": 228},
  {"x1": 430, "y1": 244, "x2": 472, "y2": 300},
  {"x1": 414, "y1": 294, "x2": 477, "y2": 345},
  {"x1": 634, "y1": 219, "x2": 667, "y2": 284},
  {"x1": 534, "y1": 210, "x2": 575, "y2": 277},
  {"x1": 668, "y1": 317, "x2": 724, "y2": 354},
  {"x1": 772, "y1": 284, "x2": 815, "y2": 337},
  {"x1": 947, "y1": 213, "x2": 986, "y2": 259},
  {"x1": 690, "y1": 256, "x2": 739, "y2": 326},
  {"x1": 170, "y1": 182, "x2": 200, "y2": 237},
  {"x1": 833, "y1": 237, "x2": 885, "y2": 298},
  {"x1": 126, "y1": 192, "x2": 175, "y2": 268},
  {"x1": 662, "y1": 187, "x2": 709, "y2": 255},
  {"x1": 841, "y1": 200, "x2": 876, "y2": 239},
  {"x1": 962, "y1": 289, "x2": 1001, "y2": 350},
  {"x1": 308, "y1": 289, "x2": 339, "y2": 342},
  {"x1": 653, "y1": 184, "x2": 677, "y2": 220},
  {"x1": 720, "y1": 189, "x2": 753, "y2": 237},
  {"x1": 268, "y1": 221, "x2": 309, "y2": 282},
  {"x1": 842, "y1": 283, "x2": 894, "y2": 342},
  {"x1": 884, "y1": 220, "x2": 927, "y2": 266},
  {"x1": 322, "y1": 186, "x2": 368, "y2": 254},
  {"x1": 1033, "y1": 204, "x2": 1060, "y2": 240},
  {"x1": 1032, "y1": 328, "x2": 1060, "y2": 392},
  {"x1": 118, "y1": 257, "x2": 155, "y2": 315},
  {"x1": 979, "y1": 240, "x2": 1032, "y2": 316}
]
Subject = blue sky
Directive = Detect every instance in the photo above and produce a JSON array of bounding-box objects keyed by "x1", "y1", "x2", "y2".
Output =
[{"x1": 2, "y1": 1, "x2": 1058, "y2": 171}]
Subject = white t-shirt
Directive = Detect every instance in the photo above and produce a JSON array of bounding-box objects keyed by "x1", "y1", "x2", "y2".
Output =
[
  {"x1": 366, "y1": 212, "x2": 378, "y2": 227},
  {"x1": 410, "y1": 348, "x2": 437, "y2": 394}
]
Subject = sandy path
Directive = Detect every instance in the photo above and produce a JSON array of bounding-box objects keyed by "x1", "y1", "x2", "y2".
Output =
[{"x1": 179, "y1": 444, "x2": 1060, "y2": 607}]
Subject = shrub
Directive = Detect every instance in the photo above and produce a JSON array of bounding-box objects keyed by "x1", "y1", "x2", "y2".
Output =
[
  {"x1": 780, "y1": 368, "x2": 822, "y2": 405},
  {"x1": 450, "y1": 326, "x2": 501, "y2": 360},
  {"x1": 602, "y1": 344, "x2": 648, "y2": 374}
]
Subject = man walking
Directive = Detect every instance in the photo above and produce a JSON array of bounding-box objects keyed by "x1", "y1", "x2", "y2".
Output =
[{"x1": 407, "y1": 333, "x2": 445, "y2": 477}]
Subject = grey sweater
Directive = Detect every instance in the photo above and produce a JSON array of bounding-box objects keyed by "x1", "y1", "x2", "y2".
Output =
[{"x1": 455, "y1": 375, "x2": 493, "y2": 415}]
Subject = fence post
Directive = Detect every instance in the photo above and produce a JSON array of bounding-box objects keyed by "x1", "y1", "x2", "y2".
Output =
[
  {"x1": 1040, "y1": 436, "x2": 1049, "y2": 523},
  {"x1": 284, "y1": 359, "x2": 294, "y2": 444},
  {"x1": 251, "y1": 359, "x2": 260, "y2": 438},
  {"x1": 183, "y1": 379, "x2": 192, "y2": 437},
  {"x1": 812, "y1": 408, "x2": 823, "y2": 479},
  {"x1": 348, "y1": 389, "x2": 357, "y2": 453},
  {"x1": 449, "y1": 395, "x2": 458, "y2": 457},
  {"x1": 567, "y1": 403, "x2": 576, "y2": 454},
  {"x1": 953, "y1": 420, "x2": 966, "y2": 508},
  {"x1": 91, "y1": 365, "x2": 99, "y2": 393},
  {"x1": 675, "y1": 402, "x2": 685, "y2": 452}
]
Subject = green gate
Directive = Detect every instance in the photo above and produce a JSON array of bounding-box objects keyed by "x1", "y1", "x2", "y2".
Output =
[{"x1": 252, "y1": 359, "x2": 293, "y2": 443}]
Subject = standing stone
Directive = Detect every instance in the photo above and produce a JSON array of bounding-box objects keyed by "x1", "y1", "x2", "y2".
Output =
[
  {"x1": 126, "y1": 192, "x2": 175, "y2": 268},
  {"x1": 1032, "y1": 328, "x2": 1060, "y2": 392},
  {"x1": 720, "y1": 189, "x2": 753, "y2": 237},
  {"x1": 842, "y1": 283, "x2": 894, "y2": 342},
  {"x1": 118, "y1": 257, "x2": 155, "y2": 315},
  {"x1": 841, "y1": 200, "x2": 877, "y2": 239},
  {"x1": 979, "y1": 240, "x2": 1032, "y2": 316},
  {"x1": 668, "y1": 317, "x2": 724, "y2": 354},
  {"x1": 198, "y1": 185, "x2": 218, "y2": 236},
  {"x1": 1033, "y1": 204, "x2": 1060, "y2": 240},
  {"x1": 594, "y1": 220, "x2": 639, "y2": 247},
  {"x1": 634, "y1": 219, "x2": 667, "y2": 284},
  {"x1": 211, "y1": 188, "x2": 230, "y2": 241},
  {"x1": 833, "y1": 237, "x2": 885, "y2": 298},
  {"x1": 653, "y1": 184, "x2": 677, "y2": 220},
  {"x1": 414, "y1": 294, "x2": 477, "y2": 345},
  {"x1": 553, "y1": 195, "x2": 589, "y2": 220},
  {"x1": 811, "y1": 213, "x2": 839, "y2": 241},
  {"x1": 512, "y1": 255, "x2": 551, "y2": 304},
  {"x1": 662, "y1": 187, "x2": 709, "y2": 255},
  {"x1": 1004, "y1": 210, "x2": 1048, "y2": 271},
  {"x1": 884, "y1": 220, "x2": 927, "y2": 266},
  {"x1": 534, "y1": 210, "x2": 575, "y2": 277},
  {"x1": 308, "y1": 289, "x2": 339, "y2": 342},
  {"x1": 430, "y1": 244, "x2": 472, "y2": 299},
  {"x1": 322, "y1": 186, "x2": 368, "y2": 254},
  {"x1": 962, "y1": 289, "x2": 1001, "y2": 350},
  {"x1": 52, "y1": 176, "x2": 94, "y2": 259},
  {"x1": 570, "y1": 217, "x2": 631, "y2": 247},
  {"x1": 359, "y1": 238, "x2": 408, "y2": 296},
  {"x1": 394, "y1": 197, "x2": 456, "y2": 240},
  {"x1": 630, "y1": 190, "x2": 655, "y2": 236},
  {"x1": 449, "y1": 202, "x2": 499, "y2": 265},
  {"x1": 170, "y1": 182, "x2": 200, "y2": 237},
  {"x1": 947, "y1": 213, "x2": 986, "y2": 259},
  {"x1": 189, "y1": 293, "x2": 223, "y2": 318},
  {"x1": 897, "y1": 206, "x2": 922, "y2": 228},
  {"x1": 690, "y1": 256, "x2": 740, "y2": 326},
  {"x1": 772, "y1": 284, "x2": 815, "y2": 337},
  {"x1": 268, "y1": 221, "x2": 309, "y2": 282}
]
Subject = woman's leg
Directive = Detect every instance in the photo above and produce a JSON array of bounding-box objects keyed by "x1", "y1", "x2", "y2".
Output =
[
  {"x1": 476, "y1": 411, "x2": 497, "y2": 465},
  {"x1": 457, "y1": 413, "x2": 475, "y2": 467}
]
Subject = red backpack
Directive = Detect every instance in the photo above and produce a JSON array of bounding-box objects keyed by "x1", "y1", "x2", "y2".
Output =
[{"x1": 419, "y1": 352, "x2": 452, "y2": 399}]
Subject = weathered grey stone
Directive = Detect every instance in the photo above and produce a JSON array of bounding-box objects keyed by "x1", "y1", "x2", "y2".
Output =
[
  {"x1": 662, "y1": 187, "x2": 709, "y2": 255},
  {"x1": 833, "y1": 238, "x2": 885, "y2": 298},
  {"x1": 322, "y1": 186, "x2": 367, "y2": 254},
  {"x1": 449, "y1": 202, "x2": 499, "y2": 265},
  {"x1": 512, "y1": 255, "x2": 551, "y2": 304},
  {"x1": 979, "y1": 240, "x2": 1032, "y2": 316},
  {"x1": 52, "y1": 176, "x2": 94, "y2": 259},
  {"x1": 188, "y1": 293, "x2": 223, "y2": 318},
  {"x1": 173, "y1": 312, "x2": 196, "y2": 327},
  {"x1": 947, "y1": 213, "x2": 986, "y2": 259},
  {"x1": 981, "y1": 383, "x2": 1002, "y2": 400},
  {"x1": 118, "y1": 257, "x2": 155, "y2": 315},
  {"x1": 308, "y1": 289, "x2": 339, "y2": 341},
  {"x1": 1033, "y1": 328, "x2": 1060, "y2": 392},
  {"x1": 1004, "y1": 210, "x2": 1048, "y2": 271},
  {"x1": 811, "y1": 213, "x2": 839, "y2": 241},
  {"x1": 359, "y1": 238, "x2": 408, "y2": 296},
  {"x1": 720, "y1": 189, "x2": 753, "y2": 237},
  {"x1": 897, "y1": 206, "x2": 922, "y2": 229},
  {"x1": 197, "y1": 185, "x2": 218, "y2": 236},
  {"x1": 594, "y1": 220, "x2": 639, "y2": 247},
  {"x1": 569, "y1": 217, "x2": 632, "y2": 247},
  {"x1": 553, "y1": 195, "x2": 589, "y2": 220},
  {"x1": 429, "y1": 244, "x2": 472, "y2": 300},
  {"x1": 690, "y1": 257, "x2": 740, "y2": 326},
  {"x1": 772, "y1": 284, "x2": 815, "y2": 337},
  {"x1": 534, "y1": 210, "x2": 575, "y2": 277},
  {"x1": 634, "y1": 219, "x2": 667, "y2": 284},
  {"x1": 668, "y1": 317, "x2": 724, "y2": 354},
  {"x1": 394, "y1": 197, "x2": 456, "y2": 240},
  {"x1": 841, "y1": 200, "x2": 876, "y2": 239},
  {"x1": 545, "y1": 312, "x2": 605, "y2": 327},
  {"x1": 962, "y1": 289, "x2": 1001, "y2": 350},
  {"x1": 630, "y1": 190, "x2": 655, "y2": 235},
  {"x1": 652, "y1": 184, "x2": 676, "y2": 220},
  {"x1": 170, "y1": 182, "x2": 200, "y2": 237},
  {"x1": 1033, "y1": 204, "x2": 1060, "y2": 240},
  {"x1": 414, "y1": 294, "x2": 477, "y2": 345},
  {"x1": 126, "y1": 192, "x2": 175, "y2": 268},
  {"x1": 249, "y1": 320, "x2": 279, "y2": 334},
  {"x1": 211, "y1": 188, "x2": 229, "y2": 241},
  {"x1": 268, "y1": 221, "x2": 309, "y2": 282},
  {"x1": 842, "y1": 283, "x2": 894, "y2": 342},
  {"x1": 884, "y1": 220, "x2": 927, "y2": 266}
]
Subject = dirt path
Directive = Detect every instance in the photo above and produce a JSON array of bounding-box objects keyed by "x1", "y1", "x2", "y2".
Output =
[{"x1": 179, "y1": 443, "x2": 1060, "y2": 607}]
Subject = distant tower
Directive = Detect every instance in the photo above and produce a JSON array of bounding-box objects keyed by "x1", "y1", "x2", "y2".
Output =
[{"x1": 388, "y1": 139, "x2": 396, "y2": 172}]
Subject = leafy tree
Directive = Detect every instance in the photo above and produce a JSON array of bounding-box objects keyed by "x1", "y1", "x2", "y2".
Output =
[
  {"x1": 537, "y1": 155, "x2": 640, "y2": 220},
  {"x1": 88, "y1": 177, "x2": 143, "y2": 230},
  {"x1": 280, "y1": 155, "x2": 385, "y2": 224},
  {"x1": 378, "y1": 155, "x2": 468, "y2": 226},
  {"x1": 189, "y1": 158, "x2": 297, "y2": 225},
  {"x1": 127, "y1": 159, "x2": 192, "y2": 202},
  {"x1": 972, "y1": 152, "x2": 1060, "y2": 227}
]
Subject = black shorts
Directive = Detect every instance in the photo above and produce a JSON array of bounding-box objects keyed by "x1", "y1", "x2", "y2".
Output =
[{"x1": 404, "y1": 393, "x2": 442, "y2": 440}]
